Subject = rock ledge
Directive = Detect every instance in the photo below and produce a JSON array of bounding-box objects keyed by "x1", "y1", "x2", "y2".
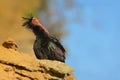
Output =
[{"x1": 0, "y1": 40, "x2": 75, "y2": 80}]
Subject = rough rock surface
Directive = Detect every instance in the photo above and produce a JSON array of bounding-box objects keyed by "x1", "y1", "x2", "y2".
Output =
[{"x1": 0, "y1": 40, "x2": 76, "y2": 80}]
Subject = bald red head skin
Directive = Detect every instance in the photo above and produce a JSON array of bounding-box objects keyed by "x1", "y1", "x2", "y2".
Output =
[
  {"x1": 31, "y1": 17, "x2": 50, "y2": 35},
  {"x1": 23, "y1": 17, "x2": 66, "y2": 62},
  {"x1": 23, "y1": 17, "x2": 50, "y2": 36}
]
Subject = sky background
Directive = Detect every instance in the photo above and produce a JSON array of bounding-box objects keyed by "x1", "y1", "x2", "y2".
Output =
[{"x1": 53, "y1": 0, "x2": 120, "y2": 80}]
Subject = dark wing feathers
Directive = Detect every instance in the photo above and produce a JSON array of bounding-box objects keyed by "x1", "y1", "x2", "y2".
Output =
[
  {"x1": 50, "y1": 35, "x2": 66, "y2": 53},
  {"x1": 48, "y1": 42, "x2": 65, "y2": 62}
]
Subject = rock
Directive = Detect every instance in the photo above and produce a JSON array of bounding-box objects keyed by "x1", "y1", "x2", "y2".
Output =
[
  {"x1": 2, "y1": 38, "x2": 18, "y2": 51},
  {"x1": 0, "y1": 41, "x2": 76, "y2": 80}
]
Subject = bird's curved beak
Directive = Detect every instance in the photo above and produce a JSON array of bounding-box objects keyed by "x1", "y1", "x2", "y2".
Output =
[{"x1": 22, "y1": 17, "x2": 33, "y2": 26}]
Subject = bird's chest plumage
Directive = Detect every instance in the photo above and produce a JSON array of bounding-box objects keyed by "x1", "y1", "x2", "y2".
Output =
[{"x1": 34, "y1": 38, "x2": 49, "y2": 49}]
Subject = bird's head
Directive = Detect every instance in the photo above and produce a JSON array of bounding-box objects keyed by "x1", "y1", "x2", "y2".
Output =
[
  {"x1": 22, "y1": 17, "x2": 42, "y2": 29},
  {"x1": 22, "y1": 17, "x2": 50, "y2": 35}
]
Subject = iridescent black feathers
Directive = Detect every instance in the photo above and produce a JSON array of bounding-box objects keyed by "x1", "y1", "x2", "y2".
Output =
[{"x1": 22, "y1": 17, "x2": 66, "y2": 62}]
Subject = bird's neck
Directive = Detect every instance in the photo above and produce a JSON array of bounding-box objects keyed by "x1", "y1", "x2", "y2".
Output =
[
  {"x1": 36, "y1": 22, "x2": 49, "y2": 35},
  {"x1": 33, "y1": 26, "x2": 49, "y2": 38}
]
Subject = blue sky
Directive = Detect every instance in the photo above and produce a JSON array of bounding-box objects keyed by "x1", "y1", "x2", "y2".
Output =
[{"x1": 59, "y1": 0, "x2": 120, "y2": 80}]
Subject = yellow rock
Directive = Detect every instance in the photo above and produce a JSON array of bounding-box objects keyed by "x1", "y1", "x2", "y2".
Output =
[{"x1": 0, "y1": 41, "x2": 76, "y2": 80}]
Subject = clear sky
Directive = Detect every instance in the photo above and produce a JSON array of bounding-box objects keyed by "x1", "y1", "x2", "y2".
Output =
[{"x1": 60, "y1": 0, "x2": 120, "y2": 80}]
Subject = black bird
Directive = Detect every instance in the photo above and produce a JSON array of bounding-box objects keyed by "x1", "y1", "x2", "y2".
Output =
[{"x1": 22, "y1": 17, "x2": 66, "y2": 62}]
